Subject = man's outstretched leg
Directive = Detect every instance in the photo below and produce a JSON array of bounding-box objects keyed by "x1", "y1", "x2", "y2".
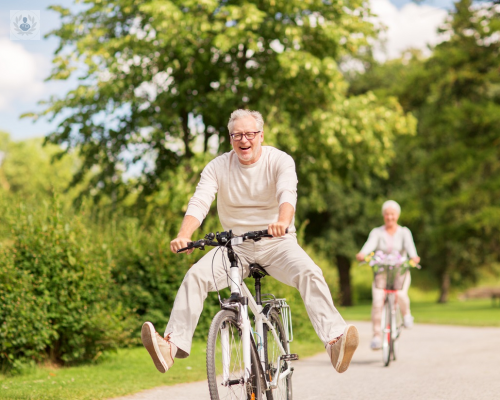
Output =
[
  {"x1": 258, "y1": 235, "x2": 359, "y2": 373},
  {"x1": 141, "y1": 245, "x2": 252, "y2": 372}
]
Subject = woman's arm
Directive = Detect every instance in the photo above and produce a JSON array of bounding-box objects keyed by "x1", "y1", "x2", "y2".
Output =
[
  {"x1": 356, "y1": 228, "x2": 379, "y2": 260},
  {"x1": 404, "y1": 227, "x2": 420, "y2": 263}
]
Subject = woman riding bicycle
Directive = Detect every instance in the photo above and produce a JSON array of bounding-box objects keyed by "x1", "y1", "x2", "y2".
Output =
[{"x1": 356, "y1": 200, "x2": 420, "y2": 350}]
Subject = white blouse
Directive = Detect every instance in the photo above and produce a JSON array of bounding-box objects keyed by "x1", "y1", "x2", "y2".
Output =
[{"x1": 360, "y1": 225, "x2": 418, "y2": 258}]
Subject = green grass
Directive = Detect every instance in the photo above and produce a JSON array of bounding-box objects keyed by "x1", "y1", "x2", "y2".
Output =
[
  {"x1": 0, "y1": 340, "x2": 324, "y2": 400},
  {"x1": 339, "y1": 298, "x2": 500, "y2": 327}
]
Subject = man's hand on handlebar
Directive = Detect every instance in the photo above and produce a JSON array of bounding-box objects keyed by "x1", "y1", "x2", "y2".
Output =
[
  {"x1": 170, "y1": 237, "x2": 194, "y2": 254},
  {"x1": 267, "y1": 221, "x2": 288, "y2": 238}
]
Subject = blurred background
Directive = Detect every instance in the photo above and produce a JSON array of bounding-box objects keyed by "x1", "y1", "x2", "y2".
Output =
[{"x1": 0, "y1": 0, "x2": 499, "y2": 386}]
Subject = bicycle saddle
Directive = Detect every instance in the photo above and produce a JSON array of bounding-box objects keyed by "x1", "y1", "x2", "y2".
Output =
[{"x1": 249, "y1": 263, "x2": 268, "y2": 279}]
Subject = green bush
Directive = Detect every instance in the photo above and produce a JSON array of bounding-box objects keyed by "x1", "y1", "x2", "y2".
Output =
[
  {"x1": 0, "y1": 191, "x2": 340, "y2": 370},
  {"x1": 0, "y1": 198, "x2": 131, "y2": 370},
  {"x1": 103, "y1": 212, "x2": 225, "y2": 342}
]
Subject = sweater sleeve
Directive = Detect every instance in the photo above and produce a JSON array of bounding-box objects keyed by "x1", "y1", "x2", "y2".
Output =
[
  {"x1": 185, "y1": 160, "x2": 218, "y2": 225},
  {"x1": 360, "y1": 228, "x2": 379, "y2": 255},
  {"x1": 275, "y1": 154, "x2": 298, "y2": 210},
  {"x1": 403, "y1": 227, "x2": 418, "y2": 258}
]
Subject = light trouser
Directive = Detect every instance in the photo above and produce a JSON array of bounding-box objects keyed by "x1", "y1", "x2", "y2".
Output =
[
  {"x1": 165, "y1": 234, "x2": 347, "y2": 358},
  {"x1": 371, "y1": 273, "x2": 411, "y2": 338}
]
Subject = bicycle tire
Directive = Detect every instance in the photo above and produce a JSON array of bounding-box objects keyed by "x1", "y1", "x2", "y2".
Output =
[
  {"x1": 381, "y1": 297, "x2": 392, "y2": 367},
  {"x1": 391, "y1": 302, "x2": 400, "y2": 361},
  {"x1": 263, "y1": 309, "x2": 292, "y2": 400},
  {"x1": 207, "y1": 309, "x2": 265, "y2": 400}
]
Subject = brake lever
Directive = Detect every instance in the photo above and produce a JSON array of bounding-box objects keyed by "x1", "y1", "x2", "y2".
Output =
[{"x1": 177, "y1": 242, "x2": 194, "y2": 253}]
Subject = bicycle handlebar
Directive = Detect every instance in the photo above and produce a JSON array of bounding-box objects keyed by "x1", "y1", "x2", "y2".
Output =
[{"x1": 176, "y1": 228, "x2": 288, "y2": 253}]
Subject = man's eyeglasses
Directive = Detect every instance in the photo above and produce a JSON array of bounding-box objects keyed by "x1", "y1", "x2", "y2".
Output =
[{"x1": 230, "y1": 131, "x2": 261, "y2": 141}]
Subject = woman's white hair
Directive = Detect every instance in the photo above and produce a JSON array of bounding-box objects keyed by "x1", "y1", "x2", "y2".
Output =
[
  {"x1": 382, "y1": 200, "x2": 401, "y2": 215},
  {"x1": 227, "y1": 109, "x2": 264, "y2": 134}
]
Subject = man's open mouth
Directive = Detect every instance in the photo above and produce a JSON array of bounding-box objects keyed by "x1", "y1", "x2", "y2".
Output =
[{"x1": 240, "y1": 146, "x2": 251, "y2": 150}]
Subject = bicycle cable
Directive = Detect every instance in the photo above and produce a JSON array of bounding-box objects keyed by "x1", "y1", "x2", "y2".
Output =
[
  {"x1": 210, "y1": 239, "x2": 244, "y2": 307},
  {"x1": 211, "y1": 246, "x2": 224, "y2": 305}
]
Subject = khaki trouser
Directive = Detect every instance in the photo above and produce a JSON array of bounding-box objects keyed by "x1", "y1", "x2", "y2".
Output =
[
  {"x1": 371, "y1": 273, "x2": 411, "y2": 338},
  {"x1": 165, "y1": 234, "x2": 347, "y2": 358}
]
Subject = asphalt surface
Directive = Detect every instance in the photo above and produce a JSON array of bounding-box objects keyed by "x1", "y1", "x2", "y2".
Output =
[{"x1": 112, "y1": 321, "x2": 500, "y2": 400}]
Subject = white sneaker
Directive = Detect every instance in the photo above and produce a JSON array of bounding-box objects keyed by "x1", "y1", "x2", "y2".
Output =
[
  {"x1": 404, "y1": 314, "x2": 414, "y2": 329},
  {"x1": 370, "y1": 336, "x2": 382, "y2": 350}
]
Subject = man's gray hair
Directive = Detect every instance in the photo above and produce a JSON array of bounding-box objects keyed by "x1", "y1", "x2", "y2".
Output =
[
  {"x1": 227, "y1": 109, "x2": 264, "y2": 134},
  {"x1": 382, "y1": 200, "x2": 401, "y2": 215}
]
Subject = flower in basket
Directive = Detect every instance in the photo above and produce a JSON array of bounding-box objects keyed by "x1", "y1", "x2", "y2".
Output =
[{"x1": 362, "y1": 251, "x2": 420, "y2": 273}]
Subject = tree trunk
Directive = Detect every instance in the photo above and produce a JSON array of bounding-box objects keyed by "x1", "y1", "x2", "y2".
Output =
[
  {"x1": 336, "y1": 254, "x2": 353, "y2": 306},
  {"x1": 180, "y1": 110, "x2": 193, "y2": 158},
  {"x1": 438, "y1": 269, "x2": 450, "y2": 303}
]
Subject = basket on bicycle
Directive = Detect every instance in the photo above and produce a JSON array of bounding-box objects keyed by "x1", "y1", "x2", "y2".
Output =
[
  {"x1": 373, "y1": 265, "x2": 408, "y2": 290},
  {"x1": 365, "y1": 251, "x2": 415, "y2": 290}
]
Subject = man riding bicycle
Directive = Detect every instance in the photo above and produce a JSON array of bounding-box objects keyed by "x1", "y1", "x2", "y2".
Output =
[{"x1": 141, "y1": 109, "x2": 359, "y2": 375}]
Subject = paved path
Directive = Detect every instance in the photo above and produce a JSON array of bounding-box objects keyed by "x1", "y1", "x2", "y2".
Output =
[{"x1": 112, "y1": 321, "x2": 500, "y2": 400}]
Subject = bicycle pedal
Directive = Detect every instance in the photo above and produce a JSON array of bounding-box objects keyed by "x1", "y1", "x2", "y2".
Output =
[{"x1": 280, "y1": 353, "x2": 299, "y2": 361}]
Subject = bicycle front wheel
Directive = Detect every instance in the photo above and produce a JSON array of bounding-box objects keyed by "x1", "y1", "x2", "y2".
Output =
[
  {"x1": 263, "y1": 309, "x2": 292, "y2": 400},
  {"x1": 392, "y1": 302, "x2": 402, "y2": 361},
  {"x1": 381, "y1": 297, "x2": 392, "y2": 367},
  {"x1": 207, "y1": 309, "x2": 264, "y2": 400}
]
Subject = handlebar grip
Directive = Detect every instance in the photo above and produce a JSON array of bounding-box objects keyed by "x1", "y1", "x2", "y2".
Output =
[
  {"x1": 177, "y1": 242, "x2": 194, "y2": 253},
  {"x1": 262, "y1": 228, "x2": 289, "y2": 236}
]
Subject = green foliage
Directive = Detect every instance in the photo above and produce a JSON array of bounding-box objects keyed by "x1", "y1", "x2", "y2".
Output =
[
  {"x1": 348, "y1": 0, "x2": 500, "y2": 302},
  {"x1": 103, "y1": 214, "x2": 225, "y2": 340},
  {"x1": 26, "y1": 0, "x2": 411, "y2": 202},
  {"x1": 0, "y1": 131, "x2": 79, "y2": 199},
  {"x1": 23, "y1": 1, "x2": 417, "y2": 307},
  {"x1": 0, "y1": 198, "x2": 130, "y2": 370}
]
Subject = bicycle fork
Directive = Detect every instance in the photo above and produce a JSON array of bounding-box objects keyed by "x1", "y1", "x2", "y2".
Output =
[{"x1": 225, "y1": 249, "x2": 252, "y2": 383}]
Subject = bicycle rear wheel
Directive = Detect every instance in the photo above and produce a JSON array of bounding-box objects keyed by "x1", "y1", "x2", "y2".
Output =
[
  {"x1": 381, "y1": 297, "x2": 392, "y2": 367},
  {"x1": 207, "y1": 309, "x2": 265, "y2": 400},
  {"x1": 263, "y1": 309, "x2": 292, "y2": 400}
]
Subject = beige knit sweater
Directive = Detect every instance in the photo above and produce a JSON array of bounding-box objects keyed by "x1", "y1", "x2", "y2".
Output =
[{"x1": 185, "y1": 146, "x2": 298, "y2": 235}]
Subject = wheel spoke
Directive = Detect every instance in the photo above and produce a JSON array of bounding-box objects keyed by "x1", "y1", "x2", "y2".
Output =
[
  {"x1": 207, "y1": 310, "x2": 263, "y2": 400},
  {"x1": 264, "y1": 310, "x2": 292, "y2": 400}
]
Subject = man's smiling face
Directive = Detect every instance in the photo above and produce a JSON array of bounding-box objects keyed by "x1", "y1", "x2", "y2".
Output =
[{"x1": 230, "y1": 116, "x2": 264, "y2": 165}]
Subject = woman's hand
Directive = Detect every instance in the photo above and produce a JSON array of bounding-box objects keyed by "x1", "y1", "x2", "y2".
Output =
[
  {"x1": 356, "y1": 252, "x2": 365, "y2": 262},
  {"x1": 411, "y1": 256, "x2": 421, "y2": 264}
]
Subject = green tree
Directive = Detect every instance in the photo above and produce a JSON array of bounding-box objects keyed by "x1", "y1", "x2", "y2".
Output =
[
  {"x1": 290, "y1": 94, "x2": 415, "y2": 305},
  {"x1": 25, "y1": 1, "x2": 417, "y2": 306},
  {"x1": 27, "y1": 0, "x2": 406, "y2": 197},
  {"x1": 350, "y1": 0, "x2": 500, "y2": 302}
]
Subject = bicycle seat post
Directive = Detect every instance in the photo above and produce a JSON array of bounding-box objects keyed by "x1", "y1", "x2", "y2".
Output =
[
  {"x1": 254, "y1": 275, "x2": 262, "y2": 305},
  {"x1": 249, "y1": 264, "x2": 268, "y2": 305}
]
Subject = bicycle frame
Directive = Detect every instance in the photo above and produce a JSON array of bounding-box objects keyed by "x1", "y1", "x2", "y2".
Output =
[
  {"x1": 384, "y1": 290, "x2": 403, "y2": 340},
  {"x1": 221, "y1": 242, "x2": 293, "y2": 390},
  {"x1": 181, "y1": 229, "x2": 295, "y2": 393}
]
